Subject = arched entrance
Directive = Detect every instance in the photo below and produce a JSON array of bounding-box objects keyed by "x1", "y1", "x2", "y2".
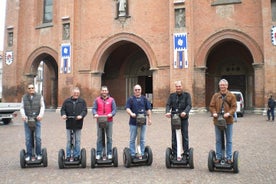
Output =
[
  {"x1": 102, "y1": 41, "x2": 153, "y2": 108},
  {"x1": 194, "y1": 29, "x2": 264, "y2": 110},
  {"x1": 91, "y1": 33, "x2": 157, "y2": 108},
  {"x1": 205, "y1": 40, "x2": 254, "y2": 109},
  {"x1": 25, "y1": 47, "x2": 58, "y2": 108}
]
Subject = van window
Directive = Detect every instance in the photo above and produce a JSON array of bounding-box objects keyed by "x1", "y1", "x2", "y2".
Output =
[{"x1": 234, "y1": 94, "x2": 241, "y2": 101}]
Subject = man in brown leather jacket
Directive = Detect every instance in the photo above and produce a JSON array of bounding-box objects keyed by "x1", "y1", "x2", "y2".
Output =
[{"x1": 209, "y1": 79, "x2": 237, "y2": 164}]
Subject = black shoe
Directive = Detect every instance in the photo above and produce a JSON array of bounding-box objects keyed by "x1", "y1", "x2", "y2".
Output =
[{"x1": 74, "y1": 157, "x2": 79, "y2": 161}]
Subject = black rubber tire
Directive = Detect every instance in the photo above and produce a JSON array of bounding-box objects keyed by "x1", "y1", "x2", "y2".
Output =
[
  {"x1": 208, "y1": 150, "x2": 215, "y2": 172},
  {"x1": 20, "y1": 149, "x2": 26, "y2": 168},
  {"x1": 123, "y1": 147, "x2": 131, "y2": 168},
  {"x1": 3, "y1": 118, "x2": 11, "y2": 125},
  {"x1": 91, "y1": 148, "x2": 96, "y2": 169},
  {"x1": 81, "y1": 148, "x2": 86, "y2": 168},
  {"x1": 188, "y1": 148, "x2": 194, "y2": 169},
  {"x1": 145, "y1": 146, "x2": 153, "y2": 166},
  {"x1": 58, "y1": 149, "x2": 65, "y2": 169},
  {"x1": 233, "y1": 151, "x2": 239, "y2": 173},
  {"x1": 165, "y1": 147, "x2": 172, "y2": 168},
  {"x1": 42, "y1": 148, "x2": 48, "y2": 167},
  {"x1": 113, "y1": 147, "x2": 118, "y2": 167}
]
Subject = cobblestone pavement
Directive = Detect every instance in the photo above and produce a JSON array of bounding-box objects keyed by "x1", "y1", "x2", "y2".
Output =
[{"x1": 1, "y1": 110, "x2": 276, "y2": 184}]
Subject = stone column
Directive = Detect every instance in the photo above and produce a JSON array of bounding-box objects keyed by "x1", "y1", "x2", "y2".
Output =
[
  {"x1": 194, "y1": 66, "x2": 207, "y2": 108},
  {"x1": 253, "y1": 63, "x2": 264, "y2": 108}
]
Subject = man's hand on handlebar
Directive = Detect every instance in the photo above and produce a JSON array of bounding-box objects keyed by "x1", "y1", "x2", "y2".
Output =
[{"x1": 165, "y1": 113, "x2": 171, "y2": 118}]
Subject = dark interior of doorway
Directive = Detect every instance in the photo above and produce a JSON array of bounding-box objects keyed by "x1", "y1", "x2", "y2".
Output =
[
  {"x1": 222, "y1": 75, "x2": 246, "y2": 98},
  {"x1": 138, "y1": 76, "x2": 153, "y2": 106},
  {"x1": 138, "y1": 76, "x2": 152, "y2": 94}
]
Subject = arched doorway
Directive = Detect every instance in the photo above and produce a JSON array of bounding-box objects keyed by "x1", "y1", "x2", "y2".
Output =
[
  {"x1": 26, "y1": 47, "x2": 58, "y2": 108},
  {"x1": 205, "y1": 40, "x2": 254, "y2": 109},
  {"x1": 102, "y1": 41, "x2": 153, "y2": 108}
]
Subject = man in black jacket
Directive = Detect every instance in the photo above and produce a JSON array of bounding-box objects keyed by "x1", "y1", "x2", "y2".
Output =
[
  {"x1": 61, "y1": 87, "x2": 87, "y2": 161},
  {"x1": 165, "y1": 81, "x2": 192, "y2": 161}
]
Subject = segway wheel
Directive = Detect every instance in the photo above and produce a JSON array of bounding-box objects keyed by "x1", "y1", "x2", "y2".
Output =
[
  {"x1": 42, "y1": 148, "x2": 48, "y2": 167},
  {"x1": 208, "y1": 150, "x2": 215, "y2": 172},
  {"x1": 123, "y1": 147, "x2": 131, "y2": 168},
  {"x1": 165, "y1": 147, "x2": 172, "y2": 168},
  {"x1": 58, "y1": 149, "x2": 65, "y2": 169},
  {"x1": 81, "y1": 148, "x2": 86, "y2": 168},
  {"x1": 188, "y1": 148, "x2": 194, "y2": 169},
  {"x1": 112, "y1": 147, "x2": 118, "y2": 167},
  {"x1": 233, "y1": 151, "x2": 239, "y2": 174},
  {"x1": 91, "y1": 148, "x2": 96, "y2": 168},
  {"x1": 145, "y1": 146, "x2": 153, "y2": 166},
  {"x1": 20, "y1": 149, "x2": 26, "y2": 168}
]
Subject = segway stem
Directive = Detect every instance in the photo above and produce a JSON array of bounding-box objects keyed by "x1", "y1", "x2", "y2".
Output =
[
  {"x1": 221, "y1": 129, "x2": 225, "y2": 159},
  {"x1": 31, "y1": 130, "x2": 35, "y2": 157},
  {"x1": 176, "y1": 129, "x2": 183, "y2": 159},
  {"x1": 70, "y1": 129, "x2": 76, "y2": 159},
  {"x1": 136, "y1": 125, "x2": 142, "y2": 156},
  {"x1": 102, "y1": 127, "x2": 106, "y2": 157}
]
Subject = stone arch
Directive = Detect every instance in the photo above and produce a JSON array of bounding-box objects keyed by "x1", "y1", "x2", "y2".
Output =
[
  {"x1": 195, "y1": 29, "x2": 264, "y2": 67},
  {"x1": 91, "y1": 33, "x2": 158, "y2": 73},
  {"x1": 25, "y1": 46, "x2": 58, "y2": 74}
]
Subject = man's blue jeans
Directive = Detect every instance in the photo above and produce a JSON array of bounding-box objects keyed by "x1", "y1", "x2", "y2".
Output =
[
  {"x1": 24, "y1": 121, "x2": 42, "y2": 157},
  {"x1": 129, "y1": 124, "x2": 146, "y2": 156},
  {"x1": 66, "y1": 129, "x2": 81, "y2": 158},
  {"x1": 267, "y1": 108, "x2": 275, "y2": 121},
  {"x1": 97, "y1": 122, "x2": 113, "y2": 156},
  {"x1": 215, "y1": 124, "x2": 233, "y2": 161}
]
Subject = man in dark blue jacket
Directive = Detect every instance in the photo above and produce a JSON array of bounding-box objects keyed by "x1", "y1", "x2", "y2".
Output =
[
  {"x1": 61, "y1": 87, "x2": 87, "y2": 161},
  {"x1": 267, "y1": 95, "x2": 275, "y2": 121}
]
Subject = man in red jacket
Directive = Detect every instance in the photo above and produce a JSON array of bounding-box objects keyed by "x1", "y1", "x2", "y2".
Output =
[{"x1": 92, "y1": 86, "x2": 117, "y2": 160}]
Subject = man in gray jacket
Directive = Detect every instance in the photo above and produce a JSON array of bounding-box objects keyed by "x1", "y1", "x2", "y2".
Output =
[{"x1": 20, "y1": 83, "x2": 45, "y2": 161}]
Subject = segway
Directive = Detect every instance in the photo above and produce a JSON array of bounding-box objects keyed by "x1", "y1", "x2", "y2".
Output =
[
  {"x1": 123, "y1": 111, "x2": 153, "y2": 168},
  {"x1": 58, "y1": 116, "x2": 86, "y2": 169},
  {"x1": 208, "y1": 125, "x2": 239, "y2": 173},
  {"x1": 91, "y1": 115, "x2": 118, "y2": 168},
  {"x1": 165, "y1": 111, "x2": 194, "y2": 169},
  {"x1": 20, "y1": 116, "x2": 48, "y2": 168}
]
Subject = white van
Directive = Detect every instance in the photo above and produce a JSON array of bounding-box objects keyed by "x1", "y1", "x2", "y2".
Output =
[{"x1": 230, "y1": 91, "x2": 245, "y2": 117}]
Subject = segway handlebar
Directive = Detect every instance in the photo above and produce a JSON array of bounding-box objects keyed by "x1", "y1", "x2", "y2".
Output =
[{"x1": 67, "y1": 116, "x2": 76, "y2": 119}]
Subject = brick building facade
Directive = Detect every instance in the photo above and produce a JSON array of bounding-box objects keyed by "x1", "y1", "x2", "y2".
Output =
[{"x1": 2, "y1": 0, "x2": 276, "y2": 111}]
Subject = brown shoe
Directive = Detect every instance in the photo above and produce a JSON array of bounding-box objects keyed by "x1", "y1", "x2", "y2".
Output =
[
  {"x1": 213, "y1": 159, "x2": 220, "y2": 164},
  {"x1": 227, "y1": 160, "x2": 232, "y2": 164}
]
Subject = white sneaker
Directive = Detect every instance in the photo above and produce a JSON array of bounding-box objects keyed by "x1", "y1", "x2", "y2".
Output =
[
  {"x1": 37, "y1": 155, "x2": 42, "y2": 160},
  {"x1": 96, "y1": 155, "x2": 101, "y2": 160},
  {"x1": 107, "y1": 154, "x2": 112, "y2": 159},
  {"x1": 25, "y1": 156, "x2": 30, "y2": 161}
]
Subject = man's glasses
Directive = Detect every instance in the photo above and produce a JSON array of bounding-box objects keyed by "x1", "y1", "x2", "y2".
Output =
[
  {"x1": 134, "y1": 89, "x2": 141, "y2": 91},
  {"x1": 28, "y1": 87, "x2": 34, "y2": 89}
]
